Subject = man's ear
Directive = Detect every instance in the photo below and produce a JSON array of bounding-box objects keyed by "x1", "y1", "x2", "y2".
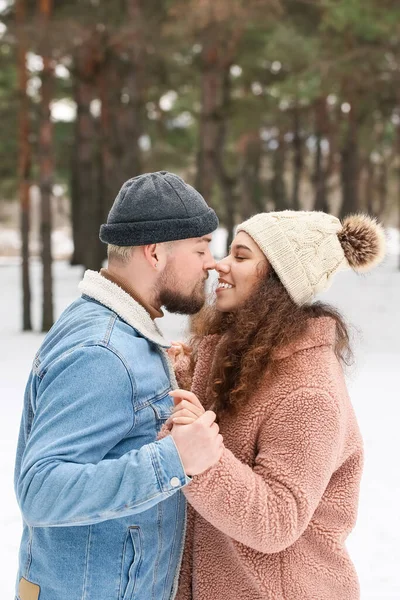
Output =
[
  {"x1": 143, "y1": 242, "x2": 172, "y2": 270},
  {"x1": 143, "y1": 243, "x2": 159, "y2": 269}
]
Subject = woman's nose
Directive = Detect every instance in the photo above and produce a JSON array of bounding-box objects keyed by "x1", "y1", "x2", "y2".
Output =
[{"x1": 216, "y1": 260, "x2": 230, "y2": 274}]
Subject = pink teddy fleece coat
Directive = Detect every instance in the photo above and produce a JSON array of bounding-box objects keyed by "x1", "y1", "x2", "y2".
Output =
[{"x1": 172, "y1": 316, "x2": 363, "y2": 600}]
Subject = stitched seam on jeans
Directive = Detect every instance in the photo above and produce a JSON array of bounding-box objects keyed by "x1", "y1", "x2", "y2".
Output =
[
  {"x1": 134, "y1": 386, "x2": 172, "y2": 411},
  {"x1": 148, "y1": 443, "x2": 165, "y2": 492},
  {"x1": 103, "y1": 313, "x2": 118, "y2": 346},
  {"x1": 151, "y1": 502, "x2": 163, "y2": 600},
  {"x1": 24, "y1": 526, "x2": 33, "y2": 578},
  {"x1": 117, "y1": 528, "x2": 127, "y2": 600},
  {"x1": 164, "y1": 489, "x2": 181, "y2": 598},
  {"x1": 27, "y1": 488, "x2": 171, "y2": 527},
  {"x1": 81, "y1": 525, "x2": 92, "y2": 600},
  {"x1": 169, "y1": 498, "x2": 187, "y2": 600},
  {"x1": 98, "y1": 341, "x2": 137, "y2": 434}
]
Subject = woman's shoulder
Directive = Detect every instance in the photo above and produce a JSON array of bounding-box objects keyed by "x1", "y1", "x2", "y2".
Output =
[
  {"x1": 272, "y1": 316, "x2": 336, "y2": 361},
  {"x1": 256, "y1": 317, "x2": 346, "y2": 404}
]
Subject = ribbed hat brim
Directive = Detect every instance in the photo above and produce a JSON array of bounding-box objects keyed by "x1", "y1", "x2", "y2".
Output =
[{"x1": 100, "y1": 210, "x2": 219, "y2": 246}]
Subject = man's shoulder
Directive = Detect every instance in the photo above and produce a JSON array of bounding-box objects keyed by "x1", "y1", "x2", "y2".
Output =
[
  {"x1": 63, "y1": 296, "x2": 150, "y2": 348},
  {"x1": 39, "y1": 295, "x2": 159, "y2": 369},
  {"x1": 55, "y1": 296, "x2": 123, "y2": 343},
  {"x1": 75, "y1": 296, "x2": 157, "y2": 360},
  {"x1": 107, "y1": 314, "x2": 159, "y2": 361},
  {"x1": 38, "y1": 298, "x2": 131, "y2": 361}
]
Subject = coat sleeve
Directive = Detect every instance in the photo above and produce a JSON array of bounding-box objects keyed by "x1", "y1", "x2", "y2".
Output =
[
  {"x1": 175, "y1": 504, "x2": 195, "y2": 600},
  {"x1": 183, "y1": 387, "x2": 342, "y2": 554},
  {"x1": 16, "y1": 345, "x2": 189, "y2": 528}
]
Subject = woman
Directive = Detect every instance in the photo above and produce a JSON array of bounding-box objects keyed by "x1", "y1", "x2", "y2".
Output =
[{"x1": 166, "y1": 210, "x2": 385, "y2": 600}]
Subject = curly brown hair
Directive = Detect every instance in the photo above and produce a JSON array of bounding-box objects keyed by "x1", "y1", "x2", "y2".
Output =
[{"x1": 189, "y1": 267, "x2": 353, "y2": 416}]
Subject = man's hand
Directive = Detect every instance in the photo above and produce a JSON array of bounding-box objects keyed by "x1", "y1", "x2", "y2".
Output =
[{"x1": 170, "y1": 410, "x2": 224, "y2": 476}]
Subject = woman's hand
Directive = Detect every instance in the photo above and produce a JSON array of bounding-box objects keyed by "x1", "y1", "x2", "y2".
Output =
[
  {"x1": 167, "y1": 389, "x2": 205, "y2": 426},
  {"x1": 166, "y1": 341, "x2": 192, "y2": 366}
]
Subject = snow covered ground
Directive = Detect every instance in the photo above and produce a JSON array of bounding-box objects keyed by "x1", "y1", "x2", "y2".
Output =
[{"x1": 1, "y1": 235, "x2": 399, "y2": 598}]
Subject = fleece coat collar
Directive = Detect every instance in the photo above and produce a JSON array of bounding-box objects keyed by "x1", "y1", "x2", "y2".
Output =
[
  {"x1": 199, "y1": 316, "x2": 336, "y2": 364},
  {"x1": 272, "y1": 316, "x2": 336, "y2": 360}
]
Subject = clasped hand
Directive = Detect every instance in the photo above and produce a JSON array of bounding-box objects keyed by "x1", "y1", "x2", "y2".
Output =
[
  {"x1": 167, "y1": 389, "x2": 224, "y2": 477},
  {"x1": 167, "y1": 389, "x2": 206, "y2": 426}
]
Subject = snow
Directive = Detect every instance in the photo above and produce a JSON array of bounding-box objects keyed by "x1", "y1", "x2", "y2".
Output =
[{"x1": 1, "y1": 237, "x2": 400, "y2": 598}]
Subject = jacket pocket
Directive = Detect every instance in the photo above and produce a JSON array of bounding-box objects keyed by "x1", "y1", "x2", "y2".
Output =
[
  {"x1": 151, "y1": 395, "x2": 174, "y2": 431},
  {"x1": 119, "y1": 526, "x2": 143, "y2": 600}
]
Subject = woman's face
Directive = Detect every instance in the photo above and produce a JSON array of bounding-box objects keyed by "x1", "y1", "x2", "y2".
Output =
[{"x1": 215, "y1": 231, "x2": 268, "y2": 312}]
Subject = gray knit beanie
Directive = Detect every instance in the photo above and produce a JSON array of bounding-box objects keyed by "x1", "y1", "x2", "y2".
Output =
[{"x1": 99, "y1": 171, "x2": 219, "y2": 246}]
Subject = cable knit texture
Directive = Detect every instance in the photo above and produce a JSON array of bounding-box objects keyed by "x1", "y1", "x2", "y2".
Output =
[
  {"x1": 237, "y1": 211, "x2": 349, "y2": 305},
  {"x1": 175, "y1": 316, "x2": 363, "y2": 600}
]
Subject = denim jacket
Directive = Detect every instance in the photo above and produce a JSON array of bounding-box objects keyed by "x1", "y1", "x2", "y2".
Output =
[{"x1": 14, "y1": 270, "x2": 189, "y2": 600}]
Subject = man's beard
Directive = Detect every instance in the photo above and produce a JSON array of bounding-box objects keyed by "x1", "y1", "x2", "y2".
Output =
[{"x1": 156, "y1": 265, "x2": 207, "y2": 315}]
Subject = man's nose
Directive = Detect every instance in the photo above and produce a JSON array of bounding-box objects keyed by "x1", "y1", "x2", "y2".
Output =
[
  {"x1": 204, "y1": 258, "x2": 218, "y2": 271},
  {"x1": 204, "y1": 249, "x2": 218, "y2": 271}
]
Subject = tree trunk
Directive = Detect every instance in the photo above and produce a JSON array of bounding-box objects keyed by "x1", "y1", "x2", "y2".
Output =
[
  {"x1": 38, "y1": 0, "x2": 54, "y2": 331},
  {"x1": 96, "y1": 52, "x2": 117, "y2": 268},
  {"x1": 214, "y1": 65, "x2": 237, "y2": 251},
  {"x1": 78, "y1": 79, "x2": 102, "y2": 271},
  {"x1": 98, "y1": 52, "x2": 141, "y2": 197},
  {"x1": 16, "y1": 0, "x2": 32, "y2": 331},
  {"x1": 365, "y1": 158, "x2": 376, "y2": 216},
  {"x1": 97, "y1": 4, "x2": 146, "y2": 244},
  {"x1": 115, "y1": 64, "x2": 143, "y2": 182},
  {"x1": 195, "y1": 42, "x2": 227, "y2": 204},
  {"x1": 195, "y1": 23, "x2": 243, "y2": 236},
  {"x1": 72, "y1": 40, "x2": 104, "y2": 271},
  {"x1": 395, "y1": 120, "x2": 400, "y2": 270},
  {"x1": 238, "y1": 132, "x2": 263, "y2": 220},
  {"x1": 122, "y1": 0, "x2": 146, "y2": 180},
  {"x1": 339, "y1": 108, "x2": 360, "y2": 219},
  {"x1": 97, "y1": 55, "x2": 116, "y2": 202},
  {"x1": 223, "y1": 181, "x2": 236, "y2": 251},
  {"x1": 395, "y1": 125, "x2": 400, "y2": 269},
  {"x1": 69, "y1": 128, "x2": 83, "y2": 265},
  {"x1": 377, "y1": 159, "x2": 388, "y2": 220},
  {"x1": 313, "y1": 97, "x2": 330, "y2": 213},
  {"x1": 271, "y1": 130, "x2": 288, "y2": 211},
  {"x1": 291, "y1": 106, "x2": 302, "y2": 210}
]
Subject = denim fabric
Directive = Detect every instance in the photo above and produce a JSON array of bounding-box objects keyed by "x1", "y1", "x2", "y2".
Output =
[{"x1": 14, "y1": 291, "x2": 189, "y2": 600}]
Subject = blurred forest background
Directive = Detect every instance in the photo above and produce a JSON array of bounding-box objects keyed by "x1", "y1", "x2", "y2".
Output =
[{"x1": 1, "y1": 0, "x2": 400, "y2": 331}]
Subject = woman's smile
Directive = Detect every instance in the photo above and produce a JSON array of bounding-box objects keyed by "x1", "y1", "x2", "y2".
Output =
[
  {"x1": 216, "y1": 278, "x2": 235, "y2": 292},
  {"x1": 214, "y1": 231, "x2": 268, "y2": 310}
]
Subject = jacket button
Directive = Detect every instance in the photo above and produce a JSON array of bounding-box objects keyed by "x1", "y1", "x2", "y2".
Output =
[{"x1": 170, "y1": 477, "x2": 180, "y2": 488}]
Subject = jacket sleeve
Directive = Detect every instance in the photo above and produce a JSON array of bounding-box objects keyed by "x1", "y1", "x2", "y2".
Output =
[
  {"x1": 16, "y1": 345, "x2": 189, "y2": 528},
  {"x1": 183, "y1": 387, "x2": 342, "y2": 554}
]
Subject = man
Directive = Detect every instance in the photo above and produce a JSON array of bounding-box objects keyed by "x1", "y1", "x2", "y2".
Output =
[{"x1": 14, "y1": 171, "x2": 223, "y2": 600}]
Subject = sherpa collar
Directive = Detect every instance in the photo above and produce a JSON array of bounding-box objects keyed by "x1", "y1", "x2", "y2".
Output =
[{"x1": 78, "y1": 270, "x2": 170, "y2": 348}]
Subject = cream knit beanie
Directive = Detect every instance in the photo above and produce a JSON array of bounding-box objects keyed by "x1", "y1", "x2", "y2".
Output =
[{"x1": 237, "y1": 211, "x2": 386, "y2": 305}]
